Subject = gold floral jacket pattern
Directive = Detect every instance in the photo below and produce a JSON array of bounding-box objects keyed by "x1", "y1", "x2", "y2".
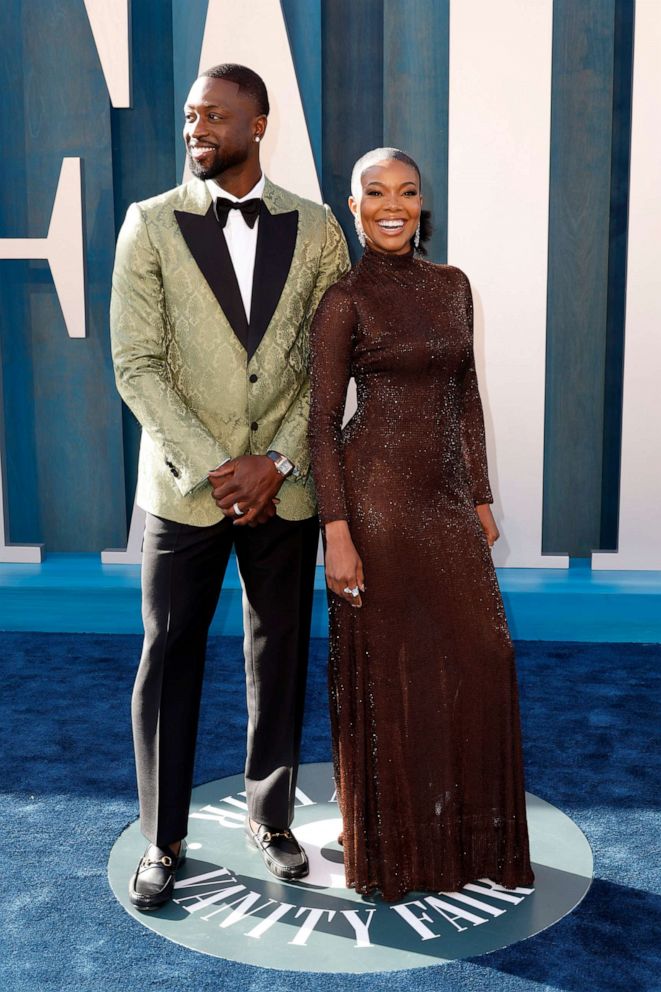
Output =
[{"x1": 110, "y1": 177, "x2": 350, "y2": 525}]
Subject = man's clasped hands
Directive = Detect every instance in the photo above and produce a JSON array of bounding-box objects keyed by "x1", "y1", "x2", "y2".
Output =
[{"x1": 208, "y1": 455, "x2": 284, "y2": 527}]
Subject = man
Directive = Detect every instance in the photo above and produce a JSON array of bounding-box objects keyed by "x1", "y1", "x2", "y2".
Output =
[{"x1": 110, "y1": 63, "x2": 349, "y2": 911}]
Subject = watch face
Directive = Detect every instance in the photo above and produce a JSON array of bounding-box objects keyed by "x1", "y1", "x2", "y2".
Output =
[{"x1": 268, "y1": 451, "x2": 294, "y2": 476}]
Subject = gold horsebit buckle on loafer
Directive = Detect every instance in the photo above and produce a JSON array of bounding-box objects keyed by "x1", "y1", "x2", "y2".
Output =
[
  {"x1": 139, "y1": 854, "x2": 175, "y2": 869},
  {"x1": 261, "y1": 829, "x2": 294, "y2": 844}
]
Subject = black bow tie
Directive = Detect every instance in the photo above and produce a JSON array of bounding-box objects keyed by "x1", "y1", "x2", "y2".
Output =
[{"x1": 213, "y1": 196, "x2": 261, "y2": 229}]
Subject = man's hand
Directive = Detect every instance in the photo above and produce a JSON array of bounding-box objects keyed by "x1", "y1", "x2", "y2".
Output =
[{"x1": 208, "y1": 455, "x2": 284, "y2": 527}]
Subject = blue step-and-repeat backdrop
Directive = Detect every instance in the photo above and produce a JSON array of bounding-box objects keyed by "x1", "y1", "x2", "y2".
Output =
[{"x1": 0, "y1": 0, "x2": 658, "y2": 571}]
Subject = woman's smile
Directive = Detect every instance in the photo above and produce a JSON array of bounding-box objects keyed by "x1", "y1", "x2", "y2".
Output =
[{"x1": 350, "y1": 157, "x2": 422, "y2": 254}]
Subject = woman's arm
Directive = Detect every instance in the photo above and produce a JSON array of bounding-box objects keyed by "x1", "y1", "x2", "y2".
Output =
[
  {"x1": 456, "y1": 271, "x2": 500, "y2": 547},
  {"x1": 308, "y1": 285, "x2": 365, "y2": 605}
]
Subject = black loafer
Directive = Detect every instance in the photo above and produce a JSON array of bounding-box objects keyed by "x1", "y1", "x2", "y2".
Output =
[
  {"x1": 128, "y1": 840, "x2": 187, "y2": 911},
  {"x1": 246, "y1": 822, "x2": 309, "y2": 880}
]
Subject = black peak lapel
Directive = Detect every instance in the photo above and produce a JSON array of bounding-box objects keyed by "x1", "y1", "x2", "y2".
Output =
[
  {"x1": 247, "y1": 203, "x2": 299, "y2": 359},
  {"x1": 174, "y1": 205, "x2": 249, "y2": 351}
]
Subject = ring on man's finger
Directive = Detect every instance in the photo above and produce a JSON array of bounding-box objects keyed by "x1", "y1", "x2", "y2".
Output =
[
  {"x1": 342, "y1": 586, "x2": 360, "y2": 598},
  {"x1": 233, "y1": 502, "x2": 245, "y2": 517}
]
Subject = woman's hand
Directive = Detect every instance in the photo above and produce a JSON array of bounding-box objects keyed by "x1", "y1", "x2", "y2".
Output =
[
  {"x1": 324, "y1": 521, "x2": 365, "y2": 607},
  {"x1": 475, "y1": 503, "x2": 500, "y2": 548}
]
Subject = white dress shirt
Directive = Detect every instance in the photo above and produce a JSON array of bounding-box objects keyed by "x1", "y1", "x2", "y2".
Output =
[{"x1": 206, "y1": 173, "x2": 265, "y2": 323}]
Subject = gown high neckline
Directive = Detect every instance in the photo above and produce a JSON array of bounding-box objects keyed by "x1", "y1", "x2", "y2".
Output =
[{"x1": 360, "y1": 243, "x2": 416, "y2": 271}]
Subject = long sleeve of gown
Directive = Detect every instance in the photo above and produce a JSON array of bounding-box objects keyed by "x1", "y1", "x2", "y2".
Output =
[
  {"x1": 308, "y1": 283, "x2": 357, "y2": 524},
  {"x1": 458, "y1": 271, "x2": 494, "y2": 505}
]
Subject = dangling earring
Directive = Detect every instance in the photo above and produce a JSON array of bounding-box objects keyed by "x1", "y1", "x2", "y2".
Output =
[
  {"x1": 414, "y1": 221, "x2": 421, "y2": 250},
  {"x1": 354, "y1": 214, "x2": 366, "y2": 248}
]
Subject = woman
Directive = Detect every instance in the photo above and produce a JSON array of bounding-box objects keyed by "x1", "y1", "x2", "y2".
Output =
[{"x1": 308, "y1": 148, "x2": 535, "y2": 902}]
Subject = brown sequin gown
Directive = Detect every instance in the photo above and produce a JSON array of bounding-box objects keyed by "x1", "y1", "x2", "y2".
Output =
[{"x1": 308, "y1": 244, "x2": 534, "y2": 902}]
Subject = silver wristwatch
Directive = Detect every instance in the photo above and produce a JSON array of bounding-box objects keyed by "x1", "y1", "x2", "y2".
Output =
[{"x1": 266, "y1": 450, "x2": 295, "y2": 478}]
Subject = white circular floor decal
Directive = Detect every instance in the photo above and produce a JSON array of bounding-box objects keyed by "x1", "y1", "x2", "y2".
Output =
[{"x1": 108, "y1": 762, "x2": 593, "y2": 973}]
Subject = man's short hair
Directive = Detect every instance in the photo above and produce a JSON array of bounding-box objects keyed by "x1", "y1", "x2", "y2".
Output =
[{"x1": 201, "y1": 63, "x2": 270, "y2": 116}]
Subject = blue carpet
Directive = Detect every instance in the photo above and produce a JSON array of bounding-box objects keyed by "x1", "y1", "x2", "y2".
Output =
[{"x1": 1, "y1": 634, "x2": 659, "y2": 991}]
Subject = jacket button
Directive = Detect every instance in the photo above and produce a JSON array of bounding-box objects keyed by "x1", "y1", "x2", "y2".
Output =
[
  {"x1": 249, "y1": 373, "x2": 258, "y2": 383},
  {"x1": 250, "y1": 421, "x2": 258, "y2": 431}
]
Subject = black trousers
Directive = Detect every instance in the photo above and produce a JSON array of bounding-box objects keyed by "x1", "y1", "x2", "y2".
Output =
[{"x1": 132, "y1": 511, "x2": 319, "y2": 847}]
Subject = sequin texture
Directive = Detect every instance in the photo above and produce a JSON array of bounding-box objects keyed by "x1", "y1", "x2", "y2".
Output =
[{"x1": 309, "y1": 244, "x2": 535, "y2": 902}]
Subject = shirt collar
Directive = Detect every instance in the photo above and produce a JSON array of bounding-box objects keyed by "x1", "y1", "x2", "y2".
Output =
[{"x1": 206, "y1": 173, "x2": 265, "y2": 204}]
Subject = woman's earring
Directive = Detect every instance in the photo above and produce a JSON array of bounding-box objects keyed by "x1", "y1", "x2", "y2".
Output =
[
  {"x1": 254, "y1": 135, "x2": 261, "y2": 143},
  {"x1": 354, "y1": 214, "x2": 366, "y2": 247},
  {"x1": 414, "y1": 222, "x2": 421, "y2": 250}
]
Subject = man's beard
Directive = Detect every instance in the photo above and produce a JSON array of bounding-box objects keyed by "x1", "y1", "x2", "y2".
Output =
[{"x1": 187, "y1": 146, "x2": 247, "y2": 181}]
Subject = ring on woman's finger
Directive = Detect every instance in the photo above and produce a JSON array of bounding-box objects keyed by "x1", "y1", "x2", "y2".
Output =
[
  {"x1": 233, "y1": 502, "x2": 245, "y2": 517},
  {"x1": 343, "y1": 586, "x2": 360, "y2": 598}
]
